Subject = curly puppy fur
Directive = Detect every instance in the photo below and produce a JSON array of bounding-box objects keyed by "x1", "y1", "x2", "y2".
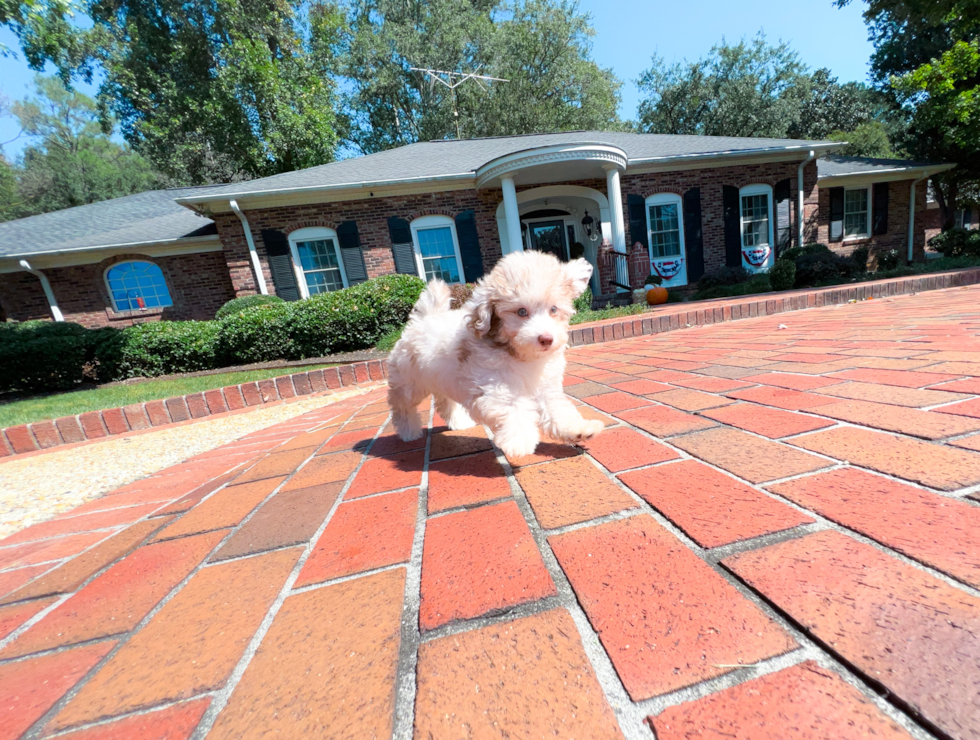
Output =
[{"x1": 386, "y1": 251, "x2": 604, "y2": 458}]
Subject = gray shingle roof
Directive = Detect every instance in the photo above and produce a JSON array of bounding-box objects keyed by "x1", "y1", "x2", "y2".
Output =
[
  {"x1": 180, "y1": 131, "x2": 839, "y2": 201},
  {"x1": 817, "y1": 155, "x2": 948, "y2": 179},
  {"x1": 0, "y1": 187, "x2": 218, "y2": 259}
]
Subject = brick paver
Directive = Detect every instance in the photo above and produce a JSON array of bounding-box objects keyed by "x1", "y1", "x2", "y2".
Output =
[{"x1": 7, "y1": 288, "x2": 980, "y2": 739}]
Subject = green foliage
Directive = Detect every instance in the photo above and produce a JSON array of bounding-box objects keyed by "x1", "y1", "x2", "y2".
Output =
[
  {"x1": 375, "y1": 326, "x2": 404, "y2": 353},
  {"x1": 343, "y1": 0, "x2": 621, "y2": 153},
  {"x1": 215, "y1": 294, "x2": 285, "y2": 320},
  {"x1": 778, "y1": 243, "x2": 833, "y2": 263},
  {"x1": 794, "y1": 251, "x2": 856, "y2": 287},
  {"x1": 572, "y1": 287, "x2": 593, "y2": 313},
  {"x1": 112, "y1": 321, "x2": 221, "y2": 378},
  {"x1": 635, "y1": 34, "x2": 887, "y2": 142},
  {"x1": 694, "y1": 272, "x2": 771, "y2": 300},
  {"x1": 851, "y1": 245, "x2": 870, "y2": 272},
  {"x1": 570, "y1": 301, "x2": 645, "y2": 326},
  {"x1": 928, "y1": 227, "x2": 980, "y2": 258},
  {"x1": 768, "y1": 259, "x2": 796, "y2": 291},
  {"x1": 218, "y1": 274, "x2": 425, "y2": 364},
  {"x1": 697, "y1": 266, "x2": 749, "y2": 290},
  {"x1": 0, "y1": 320, "x2": 92, "y2": 391},
  {"x1": 875, "y1": 248, "x2": 902, "y2": 271},
  {"x1": 827, "y1": 121, "x2": 897, "y2": 158},
  {"x1": 642, "y1": 273, "x2": 662, "y2": 286},
  {"x1": 0, "y1": 76, "x2": 165, "y2": 222}
]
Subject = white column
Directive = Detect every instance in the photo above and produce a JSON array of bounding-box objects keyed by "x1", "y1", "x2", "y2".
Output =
[
  {"x1": 605, "y1": 165, "x2": 629, "y2": 291},
  {"x1": 500, "y1": 176, "x2": 524, "y2": 255}
]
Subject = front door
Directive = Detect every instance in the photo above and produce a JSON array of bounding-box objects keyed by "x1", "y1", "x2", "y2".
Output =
[{"x1": 528, "y1": 220, "x2": 567, "y2": 261}]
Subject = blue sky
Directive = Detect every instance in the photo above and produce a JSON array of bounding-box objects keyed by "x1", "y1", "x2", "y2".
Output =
[{"x1": 0, "y1": 0, "x2": 874, "y2": 158}]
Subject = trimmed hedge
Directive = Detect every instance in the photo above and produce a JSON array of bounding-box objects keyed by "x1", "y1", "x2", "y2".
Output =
[
  {"x1": 215, "y1": 294, "x2": 284, "y2": 319},
  {"x1": 0, "y1": 275, "x2": 426, "y2": 394},
  {"x1": 928, "y1": 228, "x2": 980, "y2": 258}
]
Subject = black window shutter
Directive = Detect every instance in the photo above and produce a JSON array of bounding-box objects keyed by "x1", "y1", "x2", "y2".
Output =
[
  {"x1": 336, "y1": 220, "x2": 368, "y2": 286},
  {"x1": 627, "y1": 194, "x2": 648, "y2": 250},
  {"x1": 722, "y1": 185, "x2": 742, "y2": 267},
  {"x1": 682, "y1": 188, "x2": 705, "y2": 283},
  {"x1": 829, "y1": 187, "x2": 845, "y2": 242},
  {"x1": 454, "y1": 210, "x2": 485, "y2": 283},
  {"x1": 387, "y1": 217, "x2": 418, "y2": 276},
  {"x1": 774, "y1": 178, "x2": 792, "y2": 255},
  {"x1": 260, "y1": 229, "x2": 300, "y2": 301},
  {"x1": 873, "y1": 183, "x2": 889, "y2": 235}
]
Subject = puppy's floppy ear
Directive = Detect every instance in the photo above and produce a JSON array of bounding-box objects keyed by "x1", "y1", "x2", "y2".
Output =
[
  {"x1": 464, "y1": 284, "x2": 494, "y2": 338},
  {"x1": 563, "y1": 258, "x2": 593, "y2": 298}
]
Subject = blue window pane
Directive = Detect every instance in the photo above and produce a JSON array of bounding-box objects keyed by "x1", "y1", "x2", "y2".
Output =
[
  {"x1": 416, "y1": 227, "x2": 455, "y2": 259},
  {"x1": 296, "y1": 239, "x2": 340, "y2": 271},
  {"x1": 423, "y1": 256, "x2": 460, "y2": 283},
  {"x1": 105, "y1": 261, "x2": 173, "y2": 311}
]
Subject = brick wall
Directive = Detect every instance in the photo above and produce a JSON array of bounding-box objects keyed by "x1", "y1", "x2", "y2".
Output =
[
  {"x1": 214, "y1": 190, "x2": 508, "y2": 296},
  {"x1": 619, "y1": 160, "x2": 820, "y2": 275},
  {"x1": 0, "y1": 250, "x2": 236, "y2": 328},
  {"x1": 816, "y1": 179, "x2": 928, "y2": 264}
]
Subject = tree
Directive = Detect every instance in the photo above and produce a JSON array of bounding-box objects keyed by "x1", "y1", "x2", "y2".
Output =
[
  {"x1": 635, "y1": 34, "x2": 892, "y2": 146},
  {"x1": 826, "y1": 121, "x2": 896, "y2": 158},
  {"x1": 6, "y1": 0, "x2": 343, "y2": 184},
  {"x1": 838, "y1": 0, "x2": 980, "y2": 228},
  {"x1": 1, "y1": 75, "x2": 164, "y2": 221},
  {"x1": 341, "y1": 0, "x2": 620, "y2": 154},
  {"x1": 635, "y1": 35, "x2": 807, "y2": 138}
]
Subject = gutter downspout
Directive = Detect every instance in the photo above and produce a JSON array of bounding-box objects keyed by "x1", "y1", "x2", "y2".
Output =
[
  {"x1": 797, "y1": 150, "x2": 816, "y2": 246},
  {"x1": 19, "y1": 260, "x2": 63, "y2": 322},
  {"x1": 229, "y1": 199, "x2": 268, "y2": 295},
  {"x1": 908, "y1": 172, "x2": 929, "y2": 263}
]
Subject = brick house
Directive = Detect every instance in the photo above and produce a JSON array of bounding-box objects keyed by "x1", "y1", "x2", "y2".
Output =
[{"x1": 0, "y1": 132, "x2": 953, "y2": 326}]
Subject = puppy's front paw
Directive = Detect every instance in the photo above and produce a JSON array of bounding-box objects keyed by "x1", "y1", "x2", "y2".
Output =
[
  {"x1": 495, "y1": 426, "x2": 540, "y2": 459},
  {"x1": 578, "y1": 419, "x2": 605, "y2": 441},
  {"x1": 393, "y1": 413, "x2": 423, "y2": 442}
]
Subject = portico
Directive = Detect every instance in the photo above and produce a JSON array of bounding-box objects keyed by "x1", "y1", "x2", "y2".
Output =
[{"x1": 477, "y1": 143, "x2": 631, "y2": 291}]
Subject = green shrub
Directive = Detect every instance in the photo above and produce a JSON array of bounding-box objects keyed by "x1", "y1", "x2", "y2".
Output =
[
  {"x1": 769, "y1": 259, "x2": 796, "y2": 291},
  {"x1": 695, "y1": 272, "x2": 771, "y2": 300},
  {"x1": 850, "y1": 246, "x2": 870, "y2": 272},
  {"x1": 215, "y1": 294, "x2": 284, "y2": 320},
  {"x1": 698, "y1": 266, "x2": 749, "y2": 290},
  {"x1": 573, "y1": 287, "x2": 593, "y2": 313},
  {"x1": 928, "y1": 228, "x2": 980, "y2": 258},
  {"x1": 114, "y1": 321, "x2": 220, "y2": 378},
  {"x1": 779, "y1": 243, "x2": 833, "y2": 263},
  {"x1": 0, "y1": 321, "x2": 93, "y2": 392},
  {"x1": 217, "y1": 303, "x2": 297, "y2": 365},
  {"x1": 642, "y1": 273, "x2": 663, "y2": 286},
  {"x1": 875, "y1": 248, "x2": 902, "y2": 271},
  {"x1": 794, "y1": 251, "x2": 855, "y2": 287},
  {"x1": 375, "y1": 326, "x2": 404, "y2": 352}
]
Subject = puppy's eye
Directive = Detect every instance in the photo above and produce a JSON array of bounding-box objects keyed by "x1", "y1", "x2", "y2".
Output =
[
  {"x1": 517, "y1": 308, "x2": 528, "y2": 317},
  {"x1": 550, "y1": 306, "x2": 558, "y2": 315}
]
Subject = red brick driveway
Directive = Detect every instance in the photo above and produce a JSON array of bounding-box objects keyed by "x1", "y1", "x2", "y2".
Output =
[{"x1": 3, "y1": 287, "x2": 980, "y2": 739}]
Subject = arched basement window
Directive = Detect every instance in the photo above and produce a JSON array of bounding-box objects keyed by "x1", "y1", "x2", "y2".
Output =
[{"x1": 105, "y1": 261, "x2": 173, "y2": 311}]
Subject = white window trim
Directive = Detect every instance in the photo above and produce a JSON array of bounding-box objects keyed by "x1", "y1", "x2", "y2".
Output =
[
  {"x1": 738, "y1": 184, "x2": 775, "y2": 250},
  {"x1": 287, "y1": 226, "x2": 348, "y2": 299},
  {"x1": 103, "y1": 260, "x2": 173, "y2": 312},
  {"x1": 645, "y1": 192, "x2": 686, "y2": 262},
  {"x1": 410, "y1": 215, "x2": 466, "y2": 284},
  {"x1": 843, "y1": 185, "x2": 872, "y2": 241}
]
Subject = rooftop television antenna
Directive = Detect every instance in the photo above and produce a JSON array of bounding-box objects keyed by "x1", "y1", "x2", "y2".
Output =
[{"x1": 409, "y1": 67, "x2": 509, "y2": 139}]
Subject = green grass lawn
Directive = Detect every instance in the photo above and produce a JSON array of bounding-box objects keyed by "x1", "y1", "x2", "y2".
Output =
[{"x1": 0, "y1": 364, "x2": 338, "y2": 428}]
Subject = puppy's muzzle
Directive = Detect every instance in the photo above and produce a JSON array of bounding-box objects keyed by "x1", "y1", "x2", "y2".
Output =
[{"x1": 537, "y1": 334, "x2": 554, "y2": 349}]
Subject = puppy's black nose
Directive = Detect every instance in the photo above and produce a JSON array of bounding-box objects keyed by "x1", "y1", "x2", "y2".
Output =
[{"x1": 538, "y1": 334, "x2": 554, "y2": 348}]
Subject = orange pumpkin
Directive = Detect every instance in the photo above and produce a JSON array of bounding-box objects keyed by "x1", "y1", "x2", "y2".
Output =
[{"x1": 646, "y1": 286, "x2": 668, "y2": 305}]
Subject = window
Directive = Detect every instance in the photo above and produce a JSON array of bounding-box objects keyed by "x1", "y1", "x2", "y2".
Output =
[
  {"x1": 105, "y1": 261, "x2": 172, "y2": 311},
  {"x1": 844, "y1": 187, "x2": 870, "y2": 239},
  {"x1": 646, "y1": 193, "x2": 684, "y2": 258},
  {"x1": 739, "y1": 184, "x2": 773, "y2": 249},
  {"x1": 410, "y1": 215, "x2": 465, "y2": 283},
  {"x1": 287, "y1": 227, "x2": 348, "y2": 298}
]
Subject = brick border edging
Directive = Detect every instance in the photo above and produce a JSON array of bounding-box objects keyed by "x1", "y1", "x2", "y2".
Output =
[
  {"x1": 0, "y1": 359, "x2": 387, "y2": 458},
  {"x1": 569, "y1": 267, "x2": 980, "y2": 347}
]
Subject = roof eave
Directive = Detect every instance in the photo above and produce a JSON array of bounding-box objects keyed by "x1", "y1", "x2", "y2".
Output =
[
  {"x1": 817, "y1": 162, "x2": 956, "y2": 183},
  {"x1": 0, "y1": 233, "x2": 221, "y2": 261},
  {"x1": 627, "y1": 141, "x2": 842, "y2": 167}
]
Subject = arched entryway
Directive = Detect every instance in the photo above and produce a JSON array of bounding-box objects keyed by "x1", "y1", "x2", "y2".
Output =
[{"x1": 494, "y1": 185, "x2": 612, "y2": 293}]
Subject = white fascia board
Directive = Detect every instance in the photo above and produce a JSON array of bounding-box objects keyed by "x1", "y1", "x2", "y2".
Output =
[
  {"x1": 627, "y1": 142, "x2": 842, "y2": 167},
  {"x1": 0, "y1": 236, "x2": 222, "y2": 272},
  {"x1": 817, "y1": 163, "x2": 955, "y2": 185}
]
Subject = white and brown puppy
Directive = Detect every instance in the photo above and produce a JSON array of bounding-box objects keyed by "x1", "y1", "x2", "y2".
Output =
[{"x1": 387, "y1": 250, "x2": 604, "y2": 458}]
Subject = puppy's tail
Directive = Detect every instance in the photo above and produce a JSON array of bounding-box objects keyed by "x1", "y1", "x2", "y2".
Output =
[{"x1": 410, "y1": 279, "x2": 452, "y2": 320}]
